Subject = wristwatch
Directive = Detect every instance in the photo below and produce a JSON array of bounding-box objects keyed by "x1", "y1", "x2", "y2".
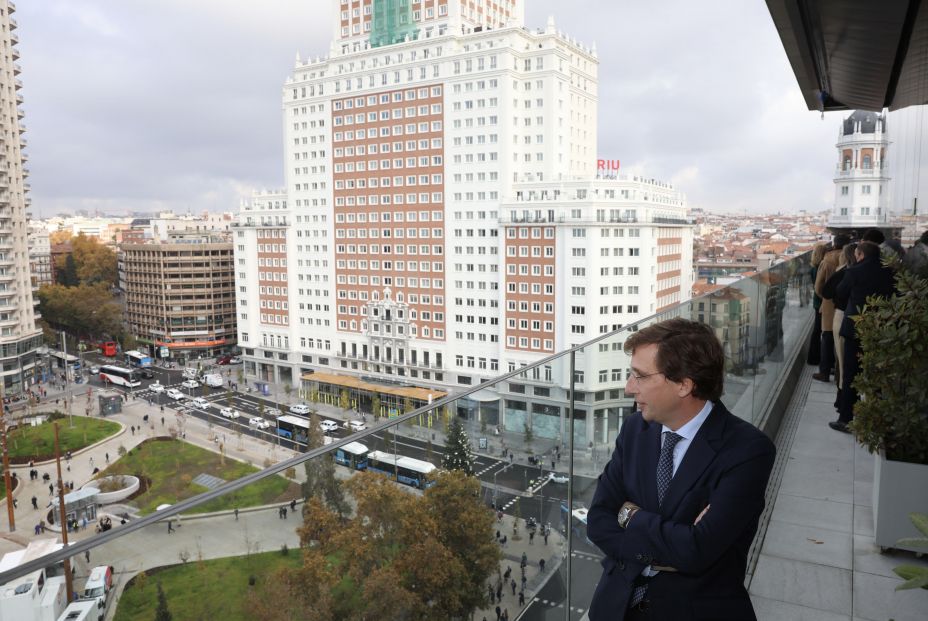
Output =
[{"x1": 617, "y1": 503, "x2": 639, "y2": 529}]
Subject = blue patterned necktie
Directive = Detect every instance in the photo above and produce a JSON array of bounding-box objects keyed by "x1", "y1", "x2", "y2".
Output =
[{"x1": 630, "y1": 431, "x2": 684, "y2": 608}]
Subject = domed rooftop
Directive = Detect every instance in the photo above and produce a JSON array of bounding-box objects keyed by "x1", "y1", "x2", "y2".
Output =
[{"x1": 842, "y1": 110, "x2": 885, "y2": 136}]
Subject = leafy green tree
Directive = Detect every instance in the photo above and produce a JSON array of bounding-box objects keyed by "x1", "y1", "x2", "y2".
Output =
[
  {"x1": 301, "y1": 411, "x2": 349, "y2": 517},
  {"x1": 71, "y1": 233, "x2": 117, "y2": 285},
  {"x1": 339, "y1": 389, "x2": 350, "y2": 410},
  {"x1": 36, "y1": 283, "x2": 123, "y2": 339},
  {"x1": 56, "y1": 254, "x2": 79, "y2": 286},
  {"x1": 441, "y1": 417, "x2": 476, "y2": 475},
  {"x1": 155, "y1": 583, "x2": 172, "y2": 621},
  {"x1": 370, "y1": 394, "x2": 381, "y2": 419}
]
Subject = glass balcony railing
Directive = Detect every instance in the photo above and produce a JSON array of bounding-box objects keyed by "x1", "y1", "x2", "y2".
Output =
[{"x1": 0, "y1": 252, "x2": 813, "y2": 620}]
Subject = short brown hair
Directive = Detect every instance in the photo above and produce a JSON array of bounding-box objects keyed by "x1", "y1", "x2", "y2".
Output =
[{"x1": 624, "y1": 318, "x2": 725, "y2": 401}]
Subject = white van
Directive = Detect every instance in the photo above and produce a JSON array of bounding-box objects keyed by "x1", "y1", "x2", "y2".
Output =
[
  {"x1": 57, "y1": 599, "x2": 101, "y2": 621},
  {"x1": 81, "y1": 565, "x2": 113, "y2": 613},
  {"x1": 203, "y1": 373, "x2": 224, "y2": 388}
]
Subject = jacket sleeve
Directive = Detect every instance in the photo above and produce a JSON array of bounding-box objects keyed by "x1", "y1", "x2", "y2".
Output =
[
  {"x1": 587, "y1": 421, "x2": 632, "y2": 561},
  {"x1": 821, "y1": 267, "x2": 844, "y2": 301},
  {"x1": 618, "y1": 435, "x2": 775, "y2": 575},
  {"x1": 815, "y1": 254, "x2": 834, "y2": 298}
]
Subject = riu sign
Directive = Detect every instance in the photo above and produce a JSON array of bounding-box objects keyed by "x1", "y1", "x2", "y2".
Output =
[{"x1": 597, "y1": 159, "x2": 620, "y2": 171}]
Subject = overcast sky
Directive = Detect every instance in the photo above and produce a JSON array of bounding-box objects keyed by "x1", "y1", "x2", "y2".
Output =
[{"x1": 16, "y1": 0, "x2": 927, "y2": 218}]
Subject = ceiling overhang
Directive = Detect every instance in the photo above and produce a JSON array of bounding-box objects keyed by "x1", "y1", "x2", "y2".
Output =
[{"x1": 766, "y1": 0, "x2": 928, "y2": 111}]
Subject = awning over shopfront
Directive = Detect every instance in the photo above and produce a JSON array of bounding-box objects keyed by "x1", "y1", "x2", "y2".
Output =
[{"x1": 302, "y1": 371, "x2": 447, "y2": 402}]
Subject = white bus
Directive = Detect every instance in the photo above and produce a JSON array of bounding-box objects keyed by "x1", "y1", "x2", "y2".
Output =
[
  {"x1": 366, "y1": 450, "x2": 437, "y2": 489},
  {"x1": 98, "y1": 365, "x2": 142, "y2": 388}
]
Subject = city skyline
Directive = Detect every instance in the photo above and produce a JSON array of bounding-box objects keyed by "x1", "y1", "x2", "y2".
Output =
[{"x1": 18, "y1": 0, "x2": 924, "y2": 218}]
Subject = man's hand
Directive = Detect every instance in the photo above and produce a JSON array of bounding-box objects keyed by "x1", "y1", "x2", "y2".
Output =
[{"x1": 695, "y1": 504, "x2": 710, "y2": 524}]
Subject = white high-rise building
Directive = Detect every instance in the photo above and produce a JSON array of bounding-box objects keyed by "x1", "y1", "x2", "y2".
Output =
[
  {"x1": 0, "y1": 1, "x2": 42, "y2": 396},
  {"x1": 234, "y1": 0, "x2": 694, "y2": 444},
  {"x1": 827, "y1": 110, "x2": 894, "y2": 234}
]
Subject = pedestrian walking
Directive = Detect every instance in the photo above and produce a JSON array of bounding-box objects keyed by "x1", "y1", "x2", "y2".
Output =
[
  {"x1": 521, "y1": 574, "x2": 527, "y2": 590},
  {"x1": 539, "y1": 558, "x2": 546, "y2": 573},
  {"x1": 543, "y1": 526, "x2": 549, "y2": 545},
  {"x1": 105, "y1": 452, "x2": 109, "y2": 464},
  {"x1": 510, "y1": 578, "x2": 516, "y2": 595},
  {"x1": 495, "y1": 605, "x2": 501, "y2": 621},
  {"x1": 504, "y1": 566, "x2": 511, "y2": 580},
  {"x1": 49, "y1": 483, "x2": 54, "y2": 496},
  {"x1": 290, "y1": 499, "x2": 296, "y2": 512},
  {"x1": 519, "y1": 591, "x2": 525, "y2": 606},
  {"x1": 84, "y1": 550, "x2": 90, "y2": 564},
  {"x1": 89, "y1": 456, "x2": 94, "y2": 468},
  {"x1": 168, "y1": 520, "x2": 175, "y2": 534},
  {"x1": 502, "y1": 609, "x2": 509, "y2": 621},
  {"x1": 520, "y1": 552, "x2": 527, "y2": 569},
  {"x1": 529, "y1": 530, "x2": 534, "y2": 544},
  {"x1": 234, "y1": 508, "x2": 239, "y2": 521},
  {"x1": 282, "y1": 507, "x2": 288, "y2": 519},
  {"x1": 12, "y1": 498, "x2": 17, "y2": 509},
  {"x1": 161, "y1": 416, "x2": 164, "y2": 426},
  {"x1": 130, "y1": 425, "x2": 134, "y2": 435},
  {"x1": 496, "y1": 584, "x2": 502, "y2": 603},
  {"x1": 31, "y1": 496, "x2": 38, "y2": 510}
]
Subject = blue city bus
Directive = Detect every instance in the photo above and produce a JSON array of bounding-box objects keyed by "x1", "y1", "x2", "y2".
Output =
[
  {"x1": 334, "y1": 441, "x2": 369, "y2": 470},
  {"x1": 366, "y1": 450, "x2": 437, "y2": 489},
  {"x1": 276, "y1": 414, "x2": 310, "y2": 445},
  {"x1": 124, "y1": 350, "x2": 153, "y2": 368}
]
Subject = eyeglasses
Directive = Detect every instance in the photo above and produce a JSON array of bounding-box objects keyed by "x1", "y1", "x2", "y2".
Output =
[{"x1": 629, "y1": 370, "x2": 663, "y2": 383}]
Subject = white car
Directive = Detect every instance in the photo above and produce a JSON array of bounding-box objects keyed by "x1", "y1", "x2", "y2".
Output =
[
  {"x1": 348, "y1": 420, "x2": 367, "y2": 432},
  {"x1": 289, "y1": 403, "x2": 311, "y2": 415},
  {"x1": 181, "y1": 379, "x2": 200, "y2": 389},
  {"x1": 89, "y1": 365, "x2": 101, "y2": 375},
  {"x1": 191, "y1": 397, "x2": 210, "y2": 409},
  {"x1": 319, "y1": 419, "x2": 339, "y2": 433},
  {"x1": 265, "y1": 408, "x2": 282, "y2": 418},
  {"x1": 220, "y1": 407, "x2": 240, "y2": 419},
  {"x1": 149, "y1": 383, "x2": 165, "y2": 393},
  {"x1": 166, "y1": 389, "x2": 185, "y2": 400},
  {"x1": 548, "y1": 472, "x2": 569, "y2": 484},
  {"x1": 249, "y1": 416, "x2": 270, "y2": 429}
]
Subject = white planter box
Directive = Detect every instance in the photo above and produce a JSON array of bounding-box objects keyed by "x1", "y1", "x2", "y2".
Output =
[{"x1": 872, "y1": 452, "x2": 928, "y2": 552}]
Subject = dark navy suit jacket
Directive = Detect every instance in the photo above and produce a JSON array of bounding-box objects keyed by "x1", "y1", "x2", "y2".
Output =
[{"x1": 587, "y1": 402, "x2": 775, "y2": 621}]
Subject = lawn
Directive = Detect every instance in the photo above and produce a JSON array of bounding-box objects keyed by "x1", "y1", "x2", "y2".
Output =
[
  {"x1": 113, "y1": 549, "x2": 302, "y2": 621},
  {"x1": 102, "y1": 439, "x2": 299, "y2": 515},
  {"x1": 5, "y1": 415, "x2": 121, "y2": 463}
]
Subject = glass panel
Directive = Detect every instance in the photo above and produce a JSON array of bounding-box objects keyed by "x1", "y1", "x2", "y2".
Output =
[{"x1": 0, "y1": 253, "x2": 814, "y2": 621}]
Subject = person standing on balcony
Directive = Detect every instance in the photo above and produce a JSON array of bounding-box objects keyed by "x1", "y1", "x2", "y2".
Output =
[
  {"x1": 587, "y1": 318, "x2": 775, "y2": 621},
  {"x1": 807, "y1": 242, "x2": 829, "y2": 366},
  {"x1": 814, "y1": 235, "x2": 851, "y2": 382},
  {"x1": 831, "y1": 241, "x2": 896, "y2": 433},
  {"x1": 822, "y1": 243, "x2": 858, "y2": 406}
]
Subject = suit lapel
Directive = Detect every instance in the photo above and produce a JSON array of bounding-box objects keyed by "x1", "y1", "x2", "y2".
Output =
[
  {"x1": 660, "y1": 404, "x2": 727, "y2": 517},
  {"x1": 637, "y1": 419, "x2": 662, "y2": 511}
]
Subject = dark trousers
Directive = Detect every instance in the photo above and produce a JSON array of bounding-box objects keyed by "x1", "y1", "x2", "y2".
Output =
[
  {"x1": 837, "y1": 332, "x2": 860, "y2": 423},
  {"x1": 807, "y1": 310, "x2": 822, "y2": 365},
  {"x1": 819, "y1": 331, "x2": 835, "y2": 376}
]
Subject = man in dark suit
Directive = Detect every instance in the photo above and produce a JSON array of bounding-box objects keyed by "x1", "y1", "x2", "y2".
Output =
[
  {"x1": 587, "y1": 318, "x2": 776, "y2": 620},
  {"x1": 831, "y1": 241, "x2": 896, "y2": 432}
]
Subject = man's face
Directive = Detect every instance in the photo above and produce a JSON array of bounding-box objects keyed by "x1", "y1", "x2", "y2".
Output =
[{"x1": 625, "y1": 343, "x2": 683, "y2": 426}]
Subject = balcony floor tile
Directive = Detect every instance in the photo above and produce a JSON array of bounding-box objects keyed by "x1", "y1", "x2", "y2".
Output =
[{"x1": 750, "y1": 553, "x2": 852, "y2": 616}]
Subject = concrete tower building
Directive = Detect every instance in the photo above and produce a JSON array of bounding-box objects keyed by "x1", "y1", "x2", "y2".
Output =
[
  {"x1": 827, "y1": 110, "x2": 899, "y2": 238},
  {"x1": 234, "y1": 0, "x2": 694, "y2": 444},
  {"x1": 0, "y1": 1, "x2": 42, "y2": 395}
]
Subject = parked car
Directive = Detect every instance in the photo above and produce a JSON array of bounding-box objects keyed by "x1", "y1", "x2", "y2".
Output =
[
  {"x1": 249, "y1": 416, "x2": 270, "y2": 429},
  {"x1": 191, "y1": 397, "x2": 210, "y2": 409},
  {"x1": 220, "y1": 407, "x2": 240, "y2": 419},
  {"x1": 216, "y1": 355, "x2": 232, "y2": 365},
  {"x1": 181, "y1": 379, "x2": 200, "y2": 389},
  {"x1": 348, "y1": 420, "x2": 367, "y2": 432},
  {"x1": 166, "y1": 389, "x2": 185, "y2": 400},
  {"x1": 149, "y1": 383, "x2": 165, "y2": 393},
  {"x1": 229, "y1": 356, "x2": 243, "y2": 365},
  {"x1": 319, "y1": 419, "x2": 339, "y2": 433},
  {"x1": 289, "y1": 403, "x2": 311, "y2": 415}
]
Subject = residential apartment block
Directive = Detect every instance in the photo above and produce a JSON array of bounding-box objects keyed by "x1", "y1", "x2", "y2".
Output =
[
  {"x1": 234, "y1": 0, "x2": 694, "y2": 444},
  {"x1": 0, "y1": 1, "x2": 43, "y2": 395}
]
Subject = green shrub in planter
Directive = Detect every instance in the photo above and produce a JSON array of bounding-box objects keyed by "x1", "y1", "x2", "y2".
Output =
[
  {"x1": 893, "y1": 513, "x2": 928, "y2": 590},
  {"x1": 852, "y1": 263, "x2": 928, "y2": 465}
]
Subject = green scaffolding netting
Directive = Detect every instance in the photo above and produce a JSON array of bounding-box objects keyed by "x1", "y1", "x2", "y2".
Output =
[{"x1": 369, "y1": 0, "x2": 421, "y2": 48}]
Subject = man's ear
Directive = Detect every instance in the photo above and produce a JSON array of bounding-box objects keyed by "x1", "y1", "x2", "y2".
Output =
[{"x1": 678, "y1": 377, "x2": 695, "y2": 398}]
